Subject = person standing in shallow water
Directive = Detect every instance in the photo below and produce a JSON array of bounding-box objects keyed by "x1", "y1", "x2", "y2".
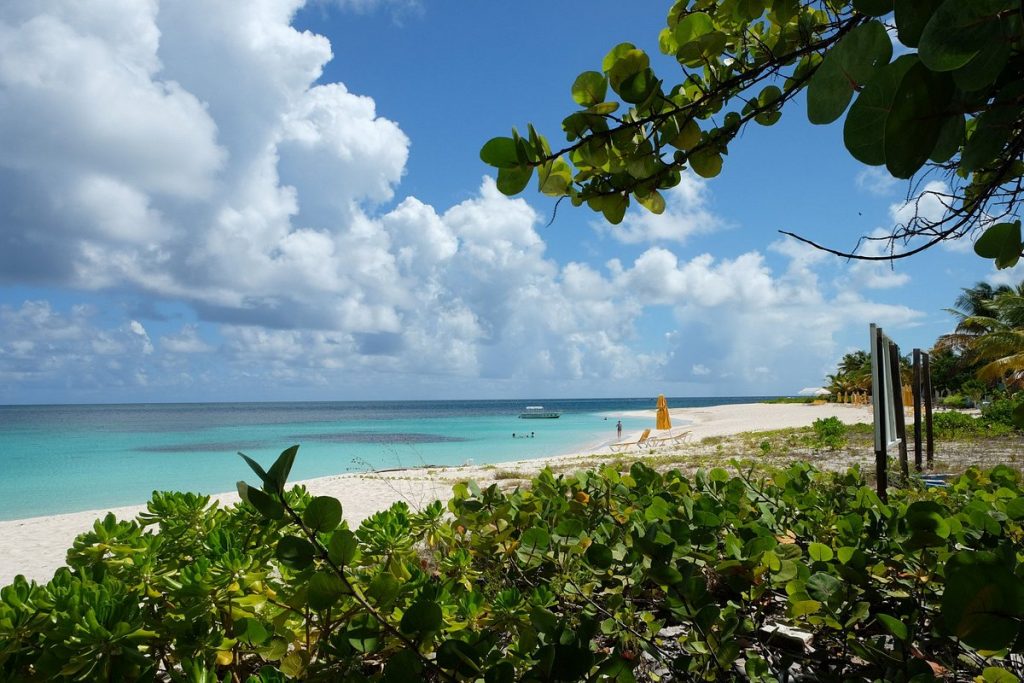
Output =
[{"x1": 616, "y1": 420, "x2": 622, "y2": 439}]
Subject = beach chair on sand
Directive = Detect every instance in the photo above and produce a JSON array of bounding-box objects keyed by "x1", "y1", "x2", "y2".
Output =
[
  {"x1": 649, "y1": 430, "x2": 691, "y2": 447},
  {"x1": 610, "y1": 428, "x2": 651, "y2": 452}
]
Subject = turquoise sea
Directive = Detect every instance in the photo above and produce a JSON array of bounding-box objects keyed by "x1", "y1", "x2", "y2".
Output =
[{"x1": 0, "y1": 397, "x2": 768, "y2": 520}]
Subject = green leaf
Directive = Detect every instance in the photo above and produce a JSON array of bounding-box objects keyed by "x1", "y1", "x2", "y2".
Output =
[
  {"x1": 894, "y1": 0, "x2": 942, "y2": 48},
  {"x1": 234, "y1": 617, "x2": 269, "y2": 645},
  {"x1": 480, "y1": 137, "x2": 519, "y2": 169},
  {"x1": 980, "y1": 668, "x2": 1021, "y2": 683},
  {"x1": 929, "y1": 113, "x2": 964, "y2": 163},
  {"x1": 400, "y1": 599, "x2": 443, "y2": 635},
  {"x1": 854, "y1": 0, "x2": 893, "y2": 16},
  {"x1": 308, "y1": 571, "x2": 347, "y2": 611},
  {"x1": 635, "y1": 189, "x2": 666, "y2": 214},
  {"x1": 844, "y1": 54, "x2": 917, "y2": 166},
  {"x1": 520, "y1": 527, "x2": 550, "y2": 553},
  {"x1": 496, "y1": 166, "x2": 533, "y2": 196},
  {"x1": 883, "y1": 61, "x2": 954, "y2": 178},
  {"x1": 806, "y1": 572, "x2": 842, "y2": 603},
  {"x1": 974, "y1": 221, "x2": 1022, "y2": 270},
  {"x1": 606, "y1": 48, "x2": 650, "y2": 93},
  {"x1": 876, "y1": 613, "x2": 909, "y2": 640},
  {"x1": 303, "y1": 496, "x2": 342, "y2": 533},
  {"x1": 236, "y1": 481, "x2": 284, "y2": 520},
  {"x1": 689, "y1": 148, "x2": 723, "y2": 178},
  {"x1": 918, "y1": 0, "x2": 1017, "y2": 72},
  {"x1": 942, "y1": 551, "x2": 1024, "y2": 650},
  {"x1": 962, "y1": 83, "x2": 1024, "y2": 172},
  {"x1": 600, "y1": 193, "x2": 628, "y2": 224},
  {"x1": 328, "y1": 529, "x2": 358, "y2": 566},
  {"x1": 267, "y1": 445, "x2": 298, "y2": 494},
  {"x1": 953, "y1": 40, "x2": 1010, "y2": 92},
  {"x1": 436, "y1": 639, "x2": 481, "y2": 676},
  {"x1": 902, "y1": 500, "x2": 951, "y2": 548},
  {"x1": 601, "y1": 42, "x2": 639, "y2": 72},
  {"x1": 276, "y1": 535, "x2": 315, "y2": 571},
  {"x1": 1005, "y1": 496, "x2": 1024, "y2": 520},
  {"x1": 808, "y1": 20, "x2": 893, "y2": 125},
  {"x1": 673, "y1": 12, "x2": 715, "y2": 46},
  {"x1": 571, "y1": 71, "x2": 607, "y2": 107},
  {"x1": 586, "y1": 543, "x2": 614, "y2": 570},
  {"x1": 538, "y1": 158, "x2": 572, "y2": 196},
  {"x1": 790, "y1": 599, "x2": 821, "y2": 617},
  {"x1": 382, "y1": 650, "x2": 423, "y2": 683},
  {"x1": 619, "y1": 68, "x2": 658, "y2": 104},
  {"x1": 239, "y1": 453, "x2": 273, "y2": 490},
  {"x1": 367, "y1": 573, "x2": 401, "y2": 607},
  {"x1": 649, "y1": 561, "x2": 683, "y2": 586},
  {"x1": 808, "y1": 542, "x2": 834, "y2": 562}
]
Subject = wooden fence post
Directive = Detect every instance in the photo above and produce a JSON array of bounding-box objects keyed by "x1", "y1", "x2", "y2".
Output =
[
  {"x1": 923, "y1": 351, "x2": 934, "y2": 469},
  {"x1": 872, "y1": 326, "x2": 888, "y2": 502},
  {"x1": 888, "y1": 341, "x2": 909, "y2": 481},
  {"x1": 913, "y1": 349, "x2": 923, "y2": 472}
]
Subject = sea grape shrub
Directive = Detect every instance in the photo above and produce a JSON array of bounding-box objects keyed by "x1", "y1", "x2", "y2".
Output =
[
  {"x1": 1, "y1": 448, "x2": 1024, "y2": 682},
  {"x1": 811, "y1": 416, "x2": 846, "y2": 450}
]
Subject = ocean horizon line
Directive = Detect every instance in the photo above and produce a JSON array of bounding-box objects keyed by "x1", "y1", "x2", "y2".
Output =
[{"x1": 0, "y1": 395, "x2": 784, "y2": 409}]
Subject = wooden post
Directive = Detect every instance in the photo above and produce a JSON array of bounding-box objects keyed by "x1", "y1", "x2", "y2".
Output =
[
  {"x1": 872, "y1": 326, "x2": 888, "y2": 502},
  {"x1": 889, "y1": 341, "x2": 909, "y2": 481},
  {"x1": 923, "y1": 351, "x2": 934, "y2": 469},
  {"x1": 913, "y1": 349, "x2": 923, "y2": 472}
]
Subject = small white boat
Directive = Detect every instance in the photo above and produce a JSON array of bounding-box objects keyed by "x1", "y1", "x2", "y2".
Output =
[{"x1": 519, "y1": 405, "x2": 561, "y2": 419}]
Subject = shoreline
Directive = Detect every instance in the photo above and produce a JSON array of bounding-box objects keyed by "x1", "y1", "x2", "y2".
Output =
[{"x1": 0, "y1": 402, "x2": 872, "y2": 585}]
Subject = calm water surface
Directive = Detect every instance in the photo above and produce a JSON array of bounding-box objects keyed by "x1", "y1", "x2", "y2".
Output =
[{"x1": 0, "y1": 397, "x2": 768, "y2": 519}]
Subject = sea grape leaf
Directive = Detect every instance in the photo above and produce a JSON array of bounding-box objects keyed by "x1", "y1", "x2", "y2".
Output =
[
  {"x1": 929, "y1": 113, "x2": 965, "y2": 163},
  {"x1": 883, "y1": 62, "x2": 954, "y2": 178},
  {"x1": 844, "y1": 54, "x2": 917, "y2": 166},
  {"x1": 806, "y1": 572, "x2": 842, "y2": 603},
  {"x1": 303, "y1": 496, "x2": 342, "y2": 533},
  {"x1": 918, "y1": 0, "x2": 1017, "y2": 72},
  {"x1": 308, "y1": 571, "x2": 347, "y2": 611},
  {"x1": 962, "y1": 84, "x2": 1024, "y2": 172},
  {"x1": 808, "y1": 20, "x2": 893, "y2": 125},
  {"x1": 974, "y1": 221, "x2": 1022, "y2": 270},
  {"x1": 480, "y1": 137, "x2": 519, "y2": 168},
  {"x1": 437, "y1": 639, "x2": 482, "y2": 676},
  {"x1": 942, "y1": 551, "x2": 1024, "y2": 650},
  {"x1": 953, "y1": 40, "x2": 1010, "y2": 92},
  {"x1": 328, "y1": 529, "x2": 359, "y2": 566},
  {"x1": 400, "y1": 599, "x2": 443, "y2": 635},
  {"x1": 586, "y1": 543, "x2": 613, "y2": 570},
  {"x1": 808, "y1": 543, "x2": 834, "y2": 562},
  {"x1": 876, "y1": 613, "x2": 909, "y2": 640},
  {"x1": 276, "y1": 535, "x2": 315, "y2": 571},
  {"x1": 571, "y1": 71, "x2": 607, "y2": 107},
  {"x1": 902, "y1": 500, "x2": 951, "y2": 548},
  {"x1": 496, "y1": 166, "x2": 533, "y2": 196},
  {"x1": 894, "y1": 0, "x2": 942, "y2": 48}
]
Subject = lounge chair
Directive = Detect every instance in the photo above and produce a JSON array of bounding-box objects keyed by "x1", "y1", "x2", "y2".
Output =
[
  {"x1": 610, "y1": 428, "x2": 651, "y2": 452},
  {"x1": 649, "y1": 430, "x2": 691, "y2": 447}
]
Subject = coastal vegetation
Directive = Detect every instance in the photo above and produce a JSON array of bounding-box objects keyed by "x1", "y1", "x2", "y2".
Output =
[{"x1": 3, "y1": 447, "x2": 1024, "y2": 681}]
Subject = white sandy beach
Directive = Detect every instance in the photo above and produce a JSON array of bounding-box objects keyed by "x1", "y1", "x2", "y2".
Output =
[{"x1": 0, "y1": 402, "x2": 871, "y2": 585}]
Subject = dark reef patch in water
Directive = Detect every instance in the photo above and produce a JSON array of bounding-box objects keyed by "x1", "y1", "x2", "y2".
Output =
[
  {"x1": 287, "y1": 432, "x2": 468, "y2": 445},
  {"x1": 135, "y1": 432, "x2": 467, "y2": 453}
]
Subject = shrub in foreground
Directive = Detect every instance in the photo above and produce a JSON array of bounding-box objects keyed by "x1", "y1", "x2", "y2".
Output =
[{"x1": 2, "y1": 447, "x2": 1024, "y2": 681}]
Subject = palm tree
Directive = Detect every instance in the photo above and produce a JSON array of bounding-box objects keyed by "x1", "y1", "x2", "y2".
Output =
[{"x1": 937, "y1": 284, "x2": 1024, "y2": 389}]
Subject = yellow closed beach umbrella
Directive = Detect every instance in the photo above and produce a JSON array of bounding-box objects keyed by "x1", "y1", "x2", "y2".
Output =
[{"x1": 656, "y1": 394, "x2": 671, "y2": 430}]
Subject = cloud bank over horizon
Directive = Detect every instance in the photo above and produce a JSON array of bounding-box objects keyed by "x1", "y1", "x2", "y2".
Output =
[{"x1": 0, "y1": 0, "x2": 925, "y2": 402}]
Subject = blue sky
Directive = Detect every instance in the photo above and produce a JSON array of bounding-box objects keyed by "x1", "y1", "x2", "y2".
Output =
[{"x1": 0, "y1": 0, "x2": 1013, "y2": 404}]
